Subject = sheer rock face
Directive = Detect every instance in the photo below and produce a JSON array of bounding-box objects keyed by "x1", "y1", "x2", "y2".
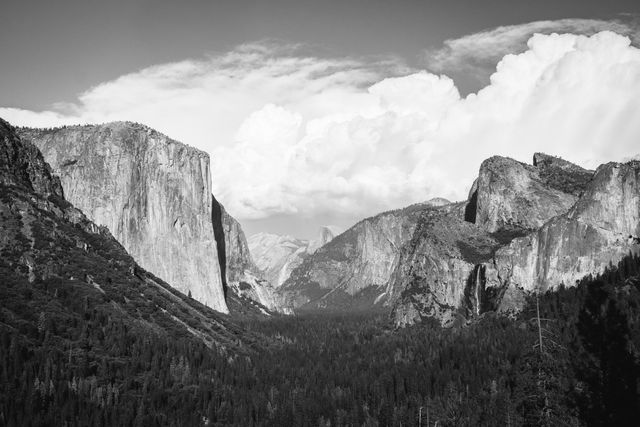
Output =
[
  {"x1": 468, "y1": 154, "x2": 593, "y2": 232},
  {"x1": 489, "y1": 161, "x2": 640, "y2": 304},
  {"x1": 18, "y1": 123, "x2": 228, "y2": 313},
  {"x1": 0, "y1": 118, "x2": 246, "y2": 351},
  {"x1": 388, "y1": 206, "x2": 507, "y2": 327},
  {"x1": 391, "y1": 156, "x2": 639, "y2": 327},
  {"x1": 212, "y1": 196, "x2": 280, "y2": 312}
]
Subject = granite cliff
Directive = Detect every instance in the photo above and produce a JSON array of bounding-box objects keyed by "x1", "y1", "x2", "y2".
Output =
[
  {"x1": 0, "y1": 118, "x2": 247, "y2": 350},
  {"x1": 18, "y1": 123, "x2": 228, "y2": 313},
  {"x1": 387, "y1": 205, "x2": 506, "y2": 327},
  {"x1": 391, "y1": 154, "x2": 640, "y2": 327},
  {"x1": 488, "y1": 160, "x2": 640, "y2": 308},
  {"x1": 466, "y1": 153, "x2": 593, "y2": 232},
  {"x1": 279, "y1": 204, "x2": 434, "y2": 312},
  {"x1": 15, "y1": 117, "x2": 635, "y2": 328}
]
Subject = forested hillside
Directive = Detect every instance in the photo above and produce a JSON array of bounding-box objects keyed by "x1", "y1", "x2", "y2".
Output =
[{"x1": 3, "y1": 253, "x2": 639, "y2": 426}]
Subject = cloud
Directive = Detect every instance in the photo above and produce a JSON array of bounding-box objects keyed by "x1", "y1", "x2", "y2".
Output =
[
  {"x1": 2, "y1": 31, "x2": 640, "y2": 225},
  {"x1": 2, "y1": 41, "x2": 403, "y2": 154},
  {"x1": 426, "y1": 18, "x2": 640, "y2": 87}
]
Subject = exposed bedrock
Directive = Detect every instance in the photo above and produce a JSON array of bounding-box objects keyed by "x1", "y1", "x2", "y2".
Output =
[
  {"x1": 391, "y1": 154, "x2": 639, "y2": 326},
  {"x1": 19, "y1": 123, "x2": 228, "y2": 313}
]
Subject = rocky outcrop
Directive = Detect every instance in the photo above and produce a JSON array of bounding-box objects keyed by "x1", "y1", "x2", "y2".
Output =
[
  {"x1": 280, "y1": 203, "x2": 437, "y2": 312},
  {"x1": 489, "y1": 160, "x2": 640, "y2": 305},
  {"x1": 391, "y1": 155, "x2": 639, "y2": 327},
  {"x1": 0, "y1": 118, "x2": 248, "y2": 351},
  {"x1": 467, "y1": 154, "x2": 592, "y2": 232},
  {"x1": 18, "y1": 123, "x2": 228, "y2": 313},
  {"x1": 388, "y1": 206, "x2": 508, "y2": 327},
  {"x1": 0, "y1": 119, "x2": 63, "y2": 198},
  {"x1": 212, "y1": 196, "x2": 280, "y2": 312}
]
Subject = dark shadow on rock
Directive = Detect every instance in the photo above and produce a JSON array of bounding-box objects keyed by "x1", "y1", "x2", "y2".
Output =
[{"x1": 211, "y1": 194, "x2": 228, "y2": 299}]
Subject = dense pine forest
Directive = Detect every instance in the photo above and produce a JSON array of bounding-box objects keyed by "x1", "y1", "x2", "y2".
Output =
[{"x1": 1, "y1": 253, "x2": 640, "y2": 426}]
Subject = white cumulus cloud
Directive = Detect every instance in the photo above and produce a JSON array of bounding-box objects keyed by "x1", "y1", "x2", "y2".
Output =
[
  {"x1": 426, "y1": 18, "x2": 639, "y2": 88},
  {"x1": 2, "y1": 31, "x2": 640, "y2": 225}
]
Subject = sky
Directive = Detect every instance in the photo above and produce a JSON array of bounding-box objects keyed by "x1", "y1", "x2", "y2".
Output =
[{"x1": 1, "y1": 0, "x2": 640, "y2": 239}]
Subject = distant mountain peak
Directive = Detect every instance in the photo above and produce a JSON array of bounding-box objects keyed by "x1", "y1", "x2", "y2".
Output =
[{"x1": 308, "y1": 225, "x2": 343, "y2": 254}]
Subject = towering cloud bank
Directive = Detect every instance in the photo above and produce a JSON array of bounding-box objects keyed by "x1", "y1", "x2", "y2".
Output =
[
  {"x1": 19, "y1": 123, "x2": 228, "y2": 313},
  {"x1": 2, "y1": 30, "x2": 638, "y2": 225},
  {"x1": 425, "y1": 18, "x2": 640, "y2": 87}
]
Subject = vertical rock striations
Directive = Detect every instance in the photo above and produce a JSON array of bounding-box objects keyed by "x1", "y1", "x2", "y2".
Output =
[{"x1": 18, "y1": 123, "x2": 228, "y2": 313}]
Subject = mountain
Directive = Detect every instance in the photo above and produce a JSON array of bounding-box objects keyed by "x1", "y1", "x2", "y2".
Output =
[
  {"x1": 248, "y1": 225, "x2": 342, "y2": 291},
  {"x1": 386, "y1": 203, "x2": 507, "y2": 326},
  {"x1": 0, "y1": 118, "x2": 263, "y2": 423},
  {"x1": 277, "y1": 152, "x2": 638, "y2": 325},
  {"x1": 466, "y1": 153, "x2": 593, "y2": 232},
  {"x1": 0, "y1": 118, "x2": 249, "y2": 347},
  {"x1": 279, "y1": 203, "x2": 439, "y2": 312},
  {"x1": 3, "y1": 112, "x2": 638, "y2": 424},
  {"x1": 391, "y1": 154, "x2": 594, "y2": 326},
  {"x1": 488, "y1": 159, "x2": 640, "y2": 304},
  {"x1": 248, "y1": 233, "x2": 308, "y2": 288},
  {"x1": 307, "y1": 225, "x2": 344, "y2": 254},
  {"x1": 391, "y1": 154, "x2": 640, "y2": 326},
  {"x1": 18, "y1": 123, "x2": 228, "y2": 313},
  {"x1": 212, "y1": 195, "x2": 279, "y2": 312}
]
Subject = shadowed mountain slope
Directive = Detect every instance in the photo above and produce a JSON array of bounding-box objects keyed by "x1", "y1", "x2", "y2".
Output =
[{"x1": 0, "y1": 118, "x2": 262, "y2": 424}]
